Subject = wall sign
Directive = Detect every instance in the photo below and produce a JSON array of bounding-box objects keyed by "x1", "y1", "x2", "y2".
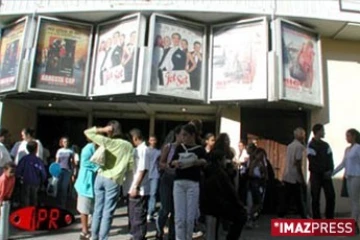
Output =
[
  {"x1": 89, "y1": 13, "x2": 146, "y2": 96},
  {"x1": 0, "y1": 17, "x2": 28, "y2": 93},
  {"x1": 209, "y1": 17, "x2": 268, "y2": 101},
  {"x1": 10, "y1": 206, "x2": 75, "y2": 231},
  {"x1": 275, "y1": 18, "x2": 323, "y2": 106},
  {"x1": 29, "y1": 16, "x2": 93, "y2": 96},
  {"x1": 147, "y1": 13, "x2": 207, "y2": 100}
]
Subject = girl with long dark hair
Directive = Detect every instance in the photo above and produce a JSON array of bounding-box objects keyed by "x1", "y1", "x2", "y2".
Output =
[
  {"x1": 333, "y1": 128, "x2": 360, "y2": 234},
  {"x1": 171, "y1": 124, "x2": 207, "y2": 240}
]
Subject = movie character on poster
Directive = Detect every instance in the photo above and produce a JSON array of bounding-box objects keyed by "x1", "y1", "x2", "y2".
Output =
[
  {"x1": 150, "y1": 16, "x2": 205, "y2": 98},
  {"x1": 31, "y1": 19, "x2": 91, "y2": 95},
  {"x1": 92, "y1": 17, "x2": 138, "y2": 96},
  {"x1": 279, "y1": 20, "x2": 322, "y2": 106},
  {"x1": 211, "y1": 21, "x2": 267, "y2": 100},
  {"x1": 282, "y1": 24, "x2": 317, "y2": 91},
  {"x1": 0, "y1": 20, "x2": 26, "y2": 92}
]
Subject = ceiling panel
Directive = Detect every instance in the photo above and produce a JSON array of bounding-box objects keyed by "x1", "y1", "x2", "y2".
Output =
[{"x1": 334, "y1": 23, "x2": 360, "y2": 41}]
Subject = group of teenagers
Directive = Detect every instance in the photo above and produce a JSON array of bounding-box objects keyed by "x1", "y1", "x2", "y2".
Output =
[{"x1": 71, "y1": 119, "x2": 271, "y2": 240}]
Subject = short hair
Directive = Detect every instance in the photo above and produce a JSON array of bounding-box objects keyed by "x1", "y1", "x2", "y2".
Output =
[
  {"x1": 172, "y1": 32, "x2": 181, "y2": 39},
  {"x1": 194, "y1": 41, "x2": 201, "y2": 46},
  {"x1": 107, "y1": 120, "x2": 122, "y2": 139},
  {"x1": 149, "y1": 135, "x2": 157, "y2": 140},
  {"x1": 312, "y1": 124, "x2": 324, "y2": 135},
  {"x1": 0, "y1": 128, "x2": 9, "y2": 137},
  {"x1": 26, "y1": 141, "x2": 38, "y2": 154},
  {"x1": 3, "y1": 161, "x2": 15, "y2": 170},
  {"x1": 130, "y1": 128, "x2": 143, "y2": 140},
  {"x1": 294, "y1": 127, "x2": 305, "y2": 137},
  {"x1": 22, "y1": 128, "x2": 35, "y2": 138},
  {"x1": 181, "y1": 39, "x2": 188, "y2": 45},
  {"x1": 113, "y1": 31, "x2": 120, "y2": 36}
]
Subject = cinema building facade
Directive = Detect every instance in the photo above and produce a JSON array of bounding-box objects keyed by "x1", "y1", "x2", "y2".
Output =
[{"x1": 0, "y1": 0, "x2": 359, "y2": 214}]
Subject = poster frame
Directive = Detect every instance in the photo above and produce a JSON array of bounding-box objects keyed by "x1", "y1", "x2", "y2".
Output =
[
  {"x1": 0, "y1": 16, "x2": 29, "y2": 94},
  {"x1": 275, "y1": 18, "x2": 324, "y2": 107},
  {"x1": 208, "y1": 17, "x2": 268, "y2": 101},
  {"x1": 89, "y1": 13, "x2": 146, "y2": 97},
  {"x1": 339, "y1": 0, "x2": 360, "y2": 13},
  {"x1": 28, "y1": 16, "x2": 93, "y2": 96},
  {"x1": 146, "y1": 13, "x2": 207, "y2": 101}
]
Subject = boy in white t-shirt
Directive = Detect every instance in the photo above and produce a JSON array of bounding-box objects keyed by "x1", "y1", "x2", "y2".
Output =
[{"x1": 128, "y1": 128, "x2": 150, "y2": 240}]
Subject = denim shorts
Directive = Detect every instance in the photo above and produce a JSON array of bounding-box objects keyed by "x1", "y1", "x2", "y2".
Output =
[{"x1": 77, "y1": 195, "x2": 94, "y2": 215}]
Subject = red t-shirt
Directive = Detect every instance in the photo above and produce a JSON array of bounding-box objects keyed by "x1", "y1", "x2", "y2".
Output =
[{"x1": 0, "y1": 173, "x2": 15, "y2": 201}]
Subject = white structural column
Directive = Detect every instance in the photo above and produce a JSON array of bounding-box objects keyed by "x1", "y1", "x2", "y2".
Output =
[{"x1": 219, "y1": 106, "x2": 241, "y2": 157}]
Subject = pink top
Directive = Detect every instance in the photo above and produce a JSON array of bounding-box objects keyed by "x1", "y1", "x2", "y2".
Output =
[{"x1": 0, "y1": 173, "x2": 15, "y2": 201}]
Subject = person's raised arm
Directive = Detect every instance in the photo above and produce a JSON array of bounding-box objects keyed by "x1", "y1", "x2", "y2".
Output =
[{"x1": 84, "y1": 126, "x2": 129, "y2": 153}]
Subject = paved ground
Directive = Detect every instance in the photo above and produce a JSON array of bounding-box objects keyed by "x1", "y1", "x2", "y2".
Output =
[{"x1": 8, "y1": 205, "x2": 359, "y2": 240}]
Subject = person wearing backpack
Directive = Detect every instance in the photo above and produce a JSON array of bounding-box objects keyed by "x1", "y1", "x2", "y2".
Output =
[
  {"x1": 16, "y1": 141, "x2": 47, "y2": 207},
  {"x1": 170, "y1": 124, "x2": 207, "y2": 240}
]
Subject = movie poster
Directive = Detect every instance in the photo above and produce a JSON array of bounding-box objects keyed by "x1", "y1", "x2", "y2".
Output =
[
  {"x1": 0, "y1": 19, "x2": 26, "y2": 93},
  {"x1": 210, "y1": 18, "x2": 268, "y2": 101},
  {"x1": 30, "y1": 17, "x2": 92, "y2": 95},
  {"x1": 148, "y1": 14, "x2": 206, "y2": 100},
  {"x1": 90, "y1": 14, "x2": 144, "y2": 96},
  {"x1": 278, "y1": 20, "x2": 322, "y2": 106}
]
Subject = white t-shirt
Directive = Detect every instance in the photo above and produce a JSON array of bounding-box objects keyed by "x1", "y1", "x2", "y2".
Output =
[
  {"x1": 56, "y1": 148, "x2": 74, "y2": 170},
  {"x1": 148, "y1": 147, "x2": 161, "y2": 179},
  {"x1": 0, "y1": 143, "x2": 12, "y2": 167},
  {"x1": 15, "y1": 140, "x2": 44, "y2": 165},
  {"x1": 238, "y1": 149, "x2": 249, "y2": 163},
  {"x1": 129, "y1": 142, "x2": 150, "y2": 196}
]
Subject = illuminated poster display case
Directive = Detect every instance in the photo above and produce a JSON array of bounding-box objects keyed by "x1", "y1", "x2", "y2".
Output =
[
  {"x1": 0, "y1": 17, "x2": 29, "y2": 93},
  {"x1": 209, "y1": 17, "x2": 268, "y2": 101},
  {"x1": 274, "y1": 18, "x2": 323, "y2": 106},
  {"x1": 29, "y1": 16, "x2": 93, "y2": 96},
  {"x1": 89, "y1": 13, "x2": 146, "y2": 97},
  {"x1": 146, "y1": 13, "x2": 207, "y2": 101}
]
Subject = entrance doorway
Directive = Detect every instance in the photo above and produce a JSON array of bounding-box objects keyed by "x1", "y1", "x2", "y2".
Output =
[{"x1": 240, "y1": 107, "x2": 309, "y2": 214}]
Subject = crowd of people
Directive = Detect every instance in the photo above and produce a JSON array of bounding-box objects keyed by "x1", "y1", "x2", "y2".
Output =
[{"x1": 0, "y1": 121, "x2": 359, "y2": 240}]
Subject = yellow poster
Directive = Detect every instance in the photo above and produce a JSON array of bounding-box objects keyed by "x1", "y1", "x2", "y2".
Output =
[{"x1": 32, "y1": 19, "x2": 92, "y2": 95}]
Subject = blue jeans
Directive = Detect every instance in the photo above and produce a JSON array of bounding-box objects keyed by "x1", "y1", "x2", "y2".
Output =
[
  {"x1": 57, "y1": 169, "x2": 72, "y2": 208},
  {"x1": 91, "y1": 175, "x2": 120, "y2": 240},
  {"x1": 148, "y1": 178, "x2": 159, "y2": 217}
]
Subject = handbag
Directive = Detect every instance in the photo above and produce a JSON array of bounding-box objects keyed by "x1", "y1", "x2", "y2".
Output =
[
  {"x1": 341, "y1": 176, "x2": 349, "y2": 198},
  {"x1": 90, "y1": 145, "x2": 106, "y2": 166},
  {"x1": 178, "y1": 144, "x2": 201, "y2": 169}
]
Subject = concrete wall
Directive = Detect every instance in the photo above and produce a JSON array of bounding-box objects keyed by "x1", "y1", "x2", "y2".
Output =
[
  {"x1": 1, "y1": 99, "x2": 37, "y2": 144},
  {"x1": 310, "y1": 37, "x2": 360, "y2": 214}
]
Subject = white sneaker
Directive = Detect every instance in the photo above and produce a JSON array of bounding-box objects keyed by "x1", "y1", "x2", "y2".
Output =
[{"x1": 192, "y1": 231, "x2": 203, "y2": 238}]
